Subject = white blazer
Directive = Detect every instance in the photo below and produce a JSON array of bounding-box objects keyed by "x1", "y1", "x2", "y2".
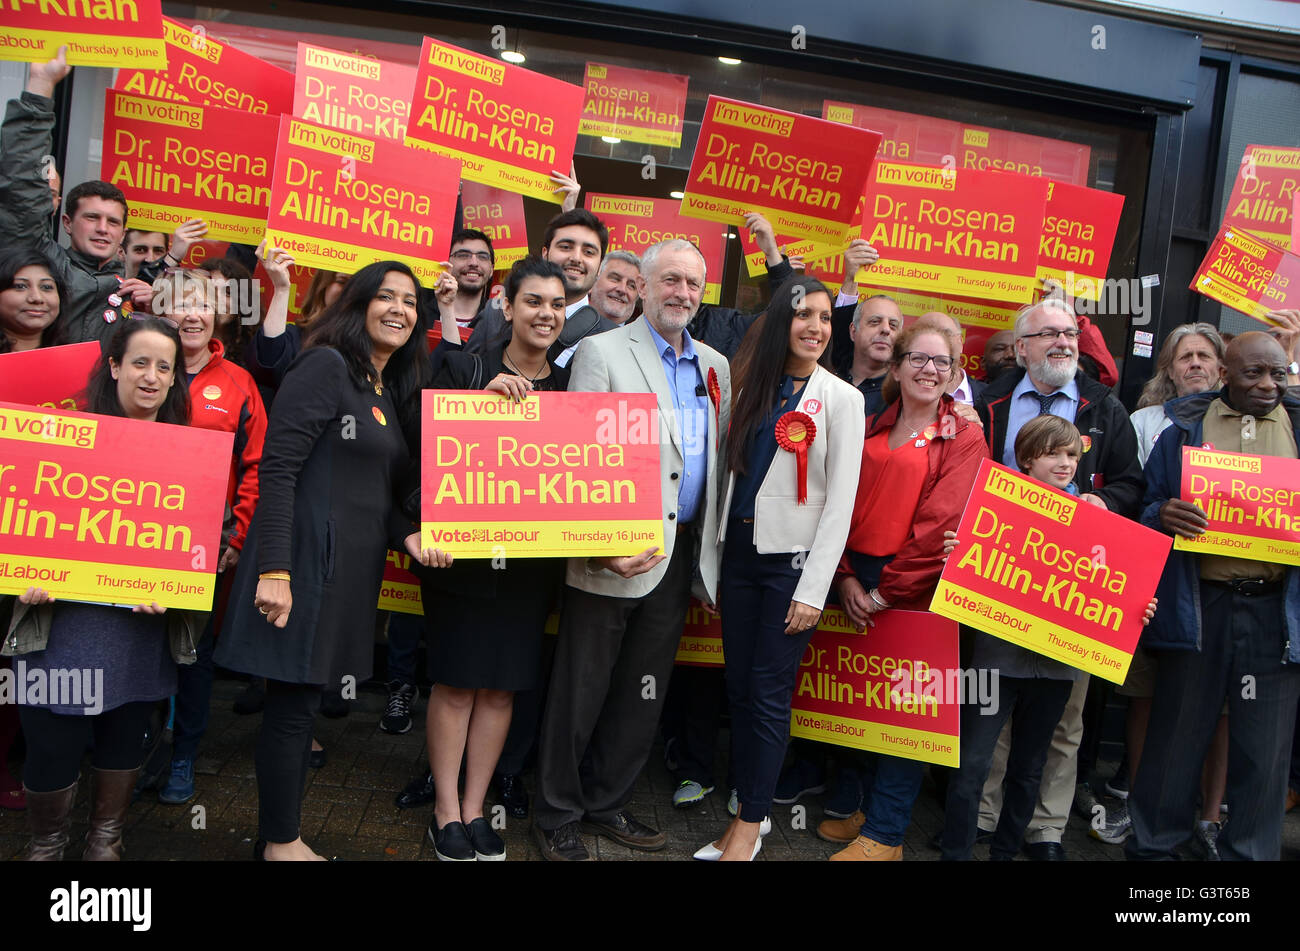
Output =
[
  {"x1": 720, "y1": 365, "x2": 865, "y2": 609},
  {"x1": 564, "y1": 320, "x2": 731, "y2": 603}
]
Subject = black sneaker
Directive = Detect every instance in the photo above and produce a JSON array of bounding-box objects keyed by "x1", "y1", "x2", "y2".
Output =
[
  {"x1": 466, "y1": 817, "x2": 506, "y2": 861},
  {"x1": 428, "y1": 819, "x2": 475, "y2": 862},
  {"x1": 395, "y1": 770, "x2": 436, "y2": 809},
  {"x1": 232, "y1": 679, "x2": 265, "y2": 715},
  {"x1": 534, "y1": 821, "x2": 590, "y2": 861},
  {"x1": 494, "y1": 772, "x2": 529, "y2": 819},
  {"x1": 380, "y1": 680, "x2": 418, "y2": 735}
]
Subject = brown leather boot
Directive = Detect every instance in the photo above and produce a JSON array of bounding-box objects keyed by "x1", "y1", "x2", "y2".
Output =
[
  {"x1": 22, "y1": 780, "x2": 78, "y2": 861},
  {"x1": 83, "y1": 768, "x2": 139, "y2": 861}
]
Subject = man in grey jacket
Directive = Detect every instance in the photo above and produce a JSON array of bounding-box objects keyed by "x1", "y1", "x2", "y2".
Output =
[{"x1": 0, "y1": 49, "x2": 152, "y2": 344}]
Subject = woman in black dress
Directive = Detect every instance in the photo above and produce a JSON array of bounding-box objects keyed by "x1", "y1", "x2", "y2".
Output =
[
  {"x1": 215, "y1": 261, "x2": 450, "y2": 861},
  {"x1": 412, "y1": 256, "x2": 569, "y2": 861}
]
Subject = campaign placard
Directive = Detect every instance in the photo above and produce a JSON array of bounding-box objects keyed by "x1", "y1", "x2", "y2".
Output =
[
  {"x1": 101, "y1": 90, "x2": 279, "y2": 244},
  {"x1": 822, "y1": 100, "x2": 1091, "y2": 186},
  {"x1": 859, "y1": 162, "x2": 1049, "y2": 304},
  {"x1": 1222, "y1": 145, "x2": 1299, "y2": 250},
  {"x1": 676, "y1": 598, "x2": 723, "y2": 667},
  {"x1": 293, "y1": 44, "x2": 416, "y2": 142},
  {"x1": 1174, "y1": 447, "x2": 1300, "y2": 565},
  {"x1": 681, "y1": 96, "x2": 882, "y2": 245},
  {"x1": 579, "y1": 62, "x2": 688, "y2": 148},
  {"x1": 405, "y1": 36, "x2": 584, "y2": 203},
  {"x1": 931, "y1": 460, "x2": 1170, "y2": 684},
  {"x1": 264, "y1": 117, "x2": 461, "y2": 284},
  {"x1": 420, "y1": 391, "x2": 665, "y2": 558},
  {"x1": 586, "y1": 193, "x2": 727, "y2": 304},
  {"x1": 790, "y1": 608, "x2": 961, "y2": 767},
  {"x1": 0, "y1": 402, "x2": 232, "y2": 609},
  {"x1": 1190, "y1": 227, "x2": 1299, "y2": 322},
  {"x1": 461, "y1": 182, "x2": 529, "y2": 269},
  {"x1": 115, "y1": 17, "x2": 293, "y2": 116},
  {"x1": 0, "y1": 343, "x2": 100, "y2": 411},
  {"x1": 377, "y1": 549, "x2": 423, "y2": 615},
  {"x1": 0, "y1": 0, "x2": 166, "y2": 68},
  {"x1": 1036, "y1": 180, "x2": 1124, "y2": 301}
]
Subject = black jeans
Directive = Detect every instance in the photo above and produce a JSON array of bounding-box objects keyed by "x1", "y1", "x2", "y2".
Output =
[
  {"x1": 1128, "y1": 584, "x2": 1300, "y2": 860},
  {"x1": 940, "y1": 674, "x2": 1072, "y2": 860},
  {"x1": 720, "y1": 521, "x2": 813, "y2": 823},
  {"x1": 172, "y1": 613, "x2": 217, "y2": 760},
  {"x1": 18, "y1": 700, "x2": 156, "y2": 791},
  {"x1": 255, "y1": 679, "x2": 322, "y2": 843}
]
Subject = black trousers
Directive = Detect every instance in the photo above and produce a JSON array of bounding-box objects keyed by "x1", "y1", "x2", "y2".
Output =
[
  {"x1": 255, "y1": 679, "x2": 322, "y2": 843},
  {"x1": 1128, "y1": 584, "x2": 1300, "y2": 860},
  {"x1": 534, "y1": 531, "x2": 694, "y2": 830},
  {"x1": 19, "y1": 701, "x2": 155, "y2": 791}
]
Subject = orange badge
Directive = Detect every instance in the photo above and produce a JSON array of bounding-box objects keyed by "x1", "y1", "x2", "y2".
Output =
[
  {"x1": 372, "y1": 406, "x2": 387, "y2": 426},
  {"x1": 202, "y1": 385, "x2": 221, "y2": 400},
  {"x1": 1080, "y1": 435, "x2": 1092, "y2": 452}
]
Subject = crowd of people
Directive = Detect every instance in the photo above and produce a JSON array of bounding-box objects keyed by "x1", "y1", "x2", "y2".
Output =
[{"x1": 3, "y1": 49, "x2": 1300, "y2": 864}]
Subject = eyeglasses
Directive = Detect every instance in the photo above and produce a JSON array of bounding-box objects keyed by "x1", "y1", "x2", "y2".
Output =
[
  {"x1": 1020, "y1": 328, "x2": 1081, "y2": 341},
  {"x1": 450, "y1": 249, "x2": 493, "y2": 263},
  {"x1": 901, "y1": 351, "x2": 954, "y2": 371}
]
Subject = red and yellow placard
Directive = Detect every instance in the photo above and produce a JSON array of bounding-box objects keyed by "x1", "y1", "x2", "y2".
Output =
[
  {"x1": 1174, "y1": 447, "x2": 1300, "y2": 565},
  {"x1": 0, "y1": 343, "x2": 100, "y2": 411},
  {"x1": 420, "y1": 391, "x2": 665, "y2": 558},
  {"x1": 1036, "y1": 180, "x2": 1124, "y2": 301},
  {"x1": 115, "y1": 17, "x2": 293, "y2": 116},
  {"x1": 790, "y1": 608, "x2": 961, "y2": 767},
  {"x1": 681, "y1": 96, "x2": 882, "y2": 246},
  {"x1": 931, "y1": 460, "x2": 1170, "y2": 684},
  {"x1": 822, "y1": 100, "x2": 1091, "y2": 186},
  {"x1": 859, "y1": 162, "x2": 1049, "y2": 304},
  {"x1": 461, "y1": 182, "x2": 529, "y2": 269},
  {"x1": 1191, "y1": 227, "x2": 1299, "y2": 322},
  {"x1": 101, "y1": 89, "x2": 279, "y2": 244},
  {"x1": 377, "y1": 549, "x2": 423, "y2": 614},
  {"x1": 0, "y1": 0, "x2": 166, "y2": 68},
  {"x1": 293, "y1": 44, "x2": 416, "y2": 142},
  {"x1": 0, "y1": 402, "x2": 232, "y2": 609},
  {"x1": 586, "y1": 193, "x2": 727, "y2": 303},
  {"x1": 1222, "y1": 145, "x2": 1299, "y2": 250},
  {"x1": 676, "y1": 598, "x2": 724, "y2": 666},
  {"x1": 579, "y1": 62, "x2": 689, "y2": 148},
  {"x1": 264, "y1": 116, "x2": 461, "y2": 284},
  {"x1": 405, "y1": 36, "x2": 584, "y2": 203}
]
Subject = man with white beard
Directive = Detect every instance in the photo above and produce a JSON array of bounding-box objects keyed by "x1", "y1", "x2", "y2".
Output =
[{"x1": 971, "y1": 297, "x2": 1143, "y2": 862}]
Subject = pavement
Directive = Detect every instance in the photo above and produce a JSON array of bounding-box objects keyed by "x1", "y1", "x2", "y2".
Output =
[{"x1": 3, "y1": 678, "x2": 1298, "y2": 861}]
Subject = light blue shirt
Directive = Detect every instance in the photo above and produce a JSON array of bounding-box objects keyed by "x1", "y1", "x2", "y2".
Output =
[
  {"x1": 1002, "y1": 373, "x2": 1080, "y2": 469},
  {"x1": 645, "y1": 319, "x2": 708, "y2": 524}
]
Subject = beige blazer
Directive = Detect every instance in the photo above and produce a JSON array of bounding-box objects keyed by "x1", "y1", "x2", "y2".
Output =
[
  {"x1": 565, "y1": 320, "x2": 731, "y2": 602},
  {"x1": 720, "y1": 365, "x2": 864, "y2": 609}
]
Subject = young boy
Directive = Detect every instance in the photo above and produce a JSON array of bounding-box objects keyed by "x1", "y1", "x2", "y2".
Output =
[{"x1": 938, "y1": 416, "x2": 1155, "y2": 860}]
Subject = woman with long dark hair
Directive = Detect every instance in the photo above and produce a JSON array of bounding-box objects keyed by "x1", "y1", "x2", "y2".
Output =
[
  {"x1": 4, "y1": 317, "x2": 205, "y2": 860},
  {"x1": 0, "y1": 247, "x2": 67, "y2": 354},
  {"x1": 695, "y1": 275, "x2": 865, "y2": 861},
  {"x1": 214, "y1": 261, "x2": 449, "y2": 861}
]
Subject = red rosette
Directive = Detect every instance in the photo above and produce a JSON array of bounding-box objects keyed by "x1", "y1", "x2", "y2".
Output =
[
  {"x1": 707, "y1": 366, "x2": 721, "y2": 434},
  {"x1": 775, "y1": 410, "x2": 817, "y2": 503}
]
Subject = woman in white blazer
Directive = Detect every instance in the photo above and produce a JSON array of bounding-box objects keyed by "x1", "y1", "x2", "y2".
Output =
[{"x1": 696, "y1": 275, "x2": 865, "y2": 861}]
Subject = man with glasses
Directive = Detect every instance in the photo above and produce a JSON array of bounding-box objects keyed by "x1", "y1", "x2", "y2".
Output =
[
  {"x1": 443, "y1": 228, "x2": 497, "y2": 330},
  {"x1": 972, "y1": 297, "x2": 1143, "y2": 860}
]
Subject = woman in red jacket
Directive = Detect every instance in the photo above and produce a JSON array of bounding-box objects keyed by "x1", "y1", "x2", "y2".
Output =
[
  {"x1": 821, "y1": 321, "x2": 988, "y2": 861},
  {"x1": 150, "y1": 267, "x2": 270, "y2": 806}
]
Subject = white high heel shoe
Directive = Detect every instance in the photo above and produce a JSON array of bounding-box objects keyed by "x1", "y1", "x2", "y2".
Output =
[{"x1": 692, "y1": 816, "x2": 772, "y2": 861}]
